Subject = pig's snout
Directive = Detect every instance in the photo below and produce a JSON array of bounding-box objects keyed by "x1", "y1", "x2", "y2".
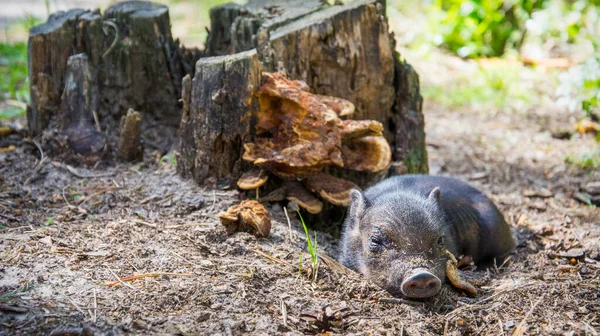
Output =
[{"x1": 400, "y1": 268, "x2": 441, "y2": 299}]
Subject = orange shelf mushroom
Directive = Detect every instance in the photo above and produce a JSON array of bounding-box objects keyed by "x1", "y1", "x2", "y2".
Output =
[{"x1": 239, "y1": 72, "x2": 392, "y2": 211}]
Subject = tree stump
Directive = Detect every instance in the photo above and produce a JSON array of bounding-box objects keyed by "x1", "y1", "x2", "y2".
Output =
[
  {"x1": 27, "y1": 1, "x2": 201, "y2": 159},
  {"x1": 179, "y1": 0, "x2": 427, "y2": 186},
  {"x1": 29, "y1": 0, "x2": 427, "y2": 226},
  {"x1": 176, "y1": 50, "x2": 262, "y2": 184},
  {"x1": 177, "y1": 0, "x2": 428, "y2": 227}
]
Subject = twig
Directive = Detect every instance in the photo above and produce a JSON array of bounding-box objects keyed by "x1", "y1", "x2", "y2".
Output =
[
  {"x1": 0, "y1": 213, "x2": 21, "y2": 222},
  {"x1": 102, "y1": 20, "x2": 120, "y2": 59},
  {"x1": 62, "y1": 186, "x2": 74, "y2": 208},
  {"x1": 283, "y1": 206, "x2": 294, "y2": 243},
  {"x1": 209, "y1": 190, "x2": 216, "y2": 213},
  {"x1": 252, "y1": 248, "x2": 291, "y2": 267},
  {"x1": 511, "y1": 297, "x2": 543, "y2": 336},
  {"x1": 281, "y1": 300, "x2": 288, "y2": 327},
  {"x1": 163, "y1": 223, "x2": 209, "y2": 229},
  {"x1": 140, "y1": 195, "x2": 160, "y2": 205},
  {"x1": 132, "y1": 219, "x2": 207, "y2": 230},
  {"x1": 105, "y1": 271, "x2": 192, "y2": 287},
  {"x1": 92, "y1": 109, "x2": 102, "y2": 132},
  {"x1": 318, "y1": 253, "x2": 354, "y2": 276},
  {"x1": 51, "y1": 161, "x2": 115, "y2": 178},
  {"x1": 78, "y1": 186, "x2": 119, "y2": 205},
  {"x1": 24, "y1": 139, "x2": 46, "y2": 185},
  {"x1": 65, "y1": 295, "x2": 87, "y2": 317},
  {"x1": 5, "y1": 225, "x2": 35, "y2": 232},
  {"x1": 498, "y1": 318, "x2": 505, "y2": 336},
  {"x1": 132, "y1": 219, "x2": 157, "y2": 228},
  {"x1": 447, "y1": 282, "x2": 539, "y2": 317},
  {"x1": 92, "y1": 288, "x2": 97, "y2": 323},
  {"x1": 378, "y1": 297, "x2": 423, "y2": 307},
  {"x1": 106, "y1": 267, "x2": 137, "y2": 290}
]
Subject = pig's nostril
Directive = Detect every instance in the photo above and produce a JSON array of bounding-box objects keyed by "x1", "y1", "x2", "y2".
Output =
[{"x1": 400, "y1": 270, "x2": 441, "y2": 299}]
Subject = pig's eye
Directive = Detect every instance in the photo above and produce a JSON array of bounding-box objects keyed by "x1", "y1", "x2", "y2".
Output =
[
  {"x1": 368, "y1": 235, "x2": 385, "y2": 252},
  {"x1": 436, "y1": 235, "x2": 445, "y2": 248}
]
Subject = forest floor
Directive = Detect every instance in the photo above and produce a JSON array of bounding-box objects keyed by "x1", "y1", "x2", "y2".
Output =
[
  {"x1": 1, "y1": 50, "x2": 599, "y2": 335},
  {"x1": 2, "y1": 1, "x2": 600, "y2": 335}
]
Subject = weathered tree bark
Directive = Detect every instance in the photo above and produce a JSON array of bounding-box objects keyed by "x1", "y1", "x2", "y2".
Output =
[
  {"x1": 28, "y1": 9, "x2": 99, "y2": 136},
  {"x1": 118, "y1": 109, "x2": 142, "y2": 161},
  {"x1": 176, "y1": 50, "x2": 262, "y2": 185},
  {"x1": 180, "y1": 0, "x2": 427, "y2": 189},
  {"x1": 60, "y1": 54, "x2": 106, "y2": 157},
  {"x1": 205, "y1": 0, "x2": 326, "y2": 57},
  {"x1": 27, "y1": 1, "x2": 201, "y2": 159}
]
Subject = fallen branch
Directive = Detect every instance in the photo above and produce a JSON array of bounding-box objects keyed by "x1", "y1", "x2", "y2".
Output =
[{"x1": 105, "y1": 271, "x2": 192, "y2": 287}]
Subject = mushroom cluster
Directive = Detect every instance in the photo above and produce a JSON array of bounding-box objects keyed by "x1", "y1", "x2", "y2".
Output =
[{"x1": 237, "y1": 73, "x2": 392, "y2": 214}]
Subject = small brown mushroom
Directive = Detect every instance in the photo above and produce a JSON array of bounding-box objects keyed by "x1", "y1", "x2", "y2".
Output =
[
  {"x1": 285, "y1": 181, "x2": 323, "y2": 214},
  {"x1": 341, "y1": 136, "x2": 391, "y2": 173},
  {"x1": 302, "y1": 173, "x2": 359, "y2": 207},
  {"x1": 237, "y1": 169, "x2": 269, "y2": 190},
  {"x1": 218, "y1": 200, "x2": 271, "y2": 238}
]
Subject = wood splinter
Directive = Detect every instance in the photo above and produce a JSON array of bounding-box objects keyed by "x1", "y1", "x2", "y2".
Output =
[{"x1": 118, "y1": 109, "x2": 143, "y2": 161}]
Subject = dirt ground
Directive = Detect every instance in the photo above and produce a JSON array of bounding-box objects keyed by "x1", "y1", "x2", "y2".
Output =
[{"x1": 2, "y1": 49, "x2": 600, "y2": 336}]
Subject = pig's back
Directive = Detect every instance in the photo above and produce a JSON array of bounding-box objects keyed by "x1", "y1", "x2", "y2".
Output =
[{"x1": 364, "y1": 175, "x2": 515, "y2": 263}]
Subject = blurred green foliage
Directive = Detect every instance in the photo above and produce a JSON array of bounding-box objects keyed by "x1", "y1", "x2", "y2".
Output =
[
  {"x1": 427, "y1": 0, "x2": 547, "y2": 57},
  {"x1": 426, "y1": 0, "x2": 600, "y2": 59},
  {"x1": 581, "y1": 56, "x2": 600, "y2": 116},
  {"x1": 422, "y1": 61, "x2": 533, "y2": 109},
  {"x1": 566, "y1": 151, "x2": 600, "y2": 169},
  {"x1": 0, "y1": 42, "x2": 29, "y2": 118}
]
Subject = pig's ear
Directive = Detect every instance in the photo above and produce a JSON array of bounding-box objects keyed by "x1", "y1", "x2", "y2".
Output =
[
  {"x1": 428, "y1": 187, "x2": 441, "y2": 202},
  {"x1": 346, "y1": 189, "x2": 368, "y2": 230}
]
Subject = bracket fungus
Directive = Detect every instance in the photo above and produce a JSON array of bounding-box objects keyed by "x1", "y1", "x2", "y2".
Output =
[
  {"x1": 285, "y1": 181, "x2": 324, "y2": 214},
  {"x1": 239, "y1": 73, "x2": 391, "y2": 211},
  {"x1": 218, "y1": 200, "x2": 271, "y2": 238},
  {"x1": 243, "y1": 73, "x2": 344, "y2": 179},
  {"x1": 341, "y1": 136, "x2": 392, "y2": 173},
  {"x1": 237, "y1": 169, "x2": 269, "y2": 190},
  {"x1": 302, "y1": 173, "x2": 359, "y2": 207}
]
